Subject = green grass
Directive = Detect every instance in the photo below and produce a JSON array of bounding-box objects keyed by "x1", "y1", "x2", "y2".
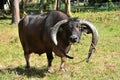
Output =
[{"x1": 0, "y1": 11, "x2": 120, "y2": 80}]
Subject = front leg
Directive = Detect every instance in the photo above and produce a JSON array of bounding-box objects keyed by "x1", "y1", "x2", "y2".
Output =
[
  {"x1": 46, "y1": 51, "x2": 54, "y2": 73},
  {"x1": 60, "y1": 57, "x2": 67, "y2": 72},
  {"x1": 52, "y1": 45, "x2": 70, "y2": 72}
]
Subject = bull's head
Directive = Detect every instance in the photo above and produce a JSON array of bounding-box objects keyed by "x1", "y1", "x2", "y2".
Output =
[
  {"x1": 63, "y1": 18, "x2": 82, "y2": 44},
  {"x1": 50, "y1": 18, "x2": 98, "y2": 62}
]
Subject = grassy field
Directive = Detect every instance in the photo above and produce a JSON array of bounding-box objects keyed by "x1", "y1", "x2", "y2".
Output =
[{"x1": 0, "y1": 11, "x2": 120, "y2": 80}]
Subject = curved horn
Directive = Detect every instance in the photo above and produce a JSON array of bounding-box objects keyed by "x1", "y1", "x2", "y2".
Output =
[
  {"x1": 80, "y1": 20, "x2": 98, "y2": 62},
  {"x1": 50, "y1": 19, "x2": 68, "y2": 45},
  {"x1": 50, "y1": 19, "x2": 73, "y2": 59}
]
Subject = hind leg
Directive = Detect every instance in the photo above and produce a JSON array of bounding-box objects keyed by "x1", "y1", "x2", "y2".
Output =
[
  {"x1": 24, "y1": 50, "x2": 31, "y2": 68},
  {"x1": 21, "y1": 43, "x2": 31, "y2": 68}
]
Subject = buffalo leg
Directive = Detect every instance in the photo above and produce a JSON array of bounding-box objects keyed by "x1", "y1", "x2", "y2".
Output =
[
  {"x1": 60, "y1": 57, "x2": 66, "y2": 72},
  {"x1": 46, "y1": 51, "x2": 54, "y2": 73},
  {"x1": 65, "y1": 45, "x2": 71, "y2": 53},
  {"x1": 24, "y1": 51, "x2": 30, "y2": 68}
]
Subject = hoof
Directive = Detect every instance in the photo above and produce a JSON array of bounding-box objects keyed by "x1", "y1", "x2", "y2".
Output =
[
  {"x1": 86, "y1": 58, "x2": 90, "y2": 63},
  {"x1": 60, "y1": 68, "x2": 67, "y2": 72},
  {"x1": 48, "y1": 67, "x2": 55, "y2": 73},
  {"x1": 25, "y1": 65, "x2": 30, "y2": 69}
]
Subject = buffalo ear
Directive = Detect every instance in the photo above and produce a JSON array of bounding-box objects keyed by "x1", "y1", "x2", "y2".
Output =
[{"x1": 81, "y1": 26, "x2": 92, "y2": 34}]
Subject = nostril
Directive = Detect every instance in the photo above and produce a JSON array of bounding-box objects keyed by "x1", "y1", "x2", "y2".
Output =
[
  {"x1": 70, "y1": 35, "x2": 78, "y2": 42},
  {"x1": 73, "y1": 37, "x2": 78, "y2": 41}
]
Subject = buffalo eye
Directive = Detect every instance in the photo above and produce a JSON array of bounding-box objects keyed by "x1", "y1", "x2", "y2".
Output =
[{"x1": 75, "y1": 23, "x2": 82, "y2": 31}]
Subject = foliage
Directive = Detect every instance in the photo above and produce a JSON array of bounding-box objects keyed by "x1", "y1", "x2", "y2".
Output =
[
  {"x1": 89, "y1": 0, "x2": 103, "y2": 5},
  {"x1": 0, "y1": 11, "x2": 120, "y2": 80}
]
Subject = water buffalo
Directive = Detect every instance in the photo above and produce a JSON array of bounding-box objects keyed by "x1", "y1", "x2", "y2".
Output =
[{"x1": 18, "y1": 10, "x2": 98, "y2": 73}]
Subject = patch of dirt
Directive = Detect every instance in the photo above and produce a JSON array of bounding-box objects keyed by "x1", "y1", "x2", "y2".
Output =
[
  {"x1": 105, "y1": 63, "x2": 117, "y2": 71},
  {"x1": 117, "y1": 38, "x2": 120, "y2": 42},
  {"x1": 0, "y1": 33, "x2": 12, "y2": 43}
]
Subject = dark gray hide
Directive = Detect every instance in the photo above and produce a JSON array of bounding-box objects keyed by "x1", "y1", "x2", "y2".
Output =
[{"x1": 18, "y1": 10, "x2": 98, "y2": 73}]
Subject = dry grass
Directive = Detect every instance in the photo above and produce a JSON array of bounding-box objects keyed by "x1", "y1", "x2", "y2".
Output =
[{"x1": 0, "y1": 11, "x2": 120, "y2": 80}]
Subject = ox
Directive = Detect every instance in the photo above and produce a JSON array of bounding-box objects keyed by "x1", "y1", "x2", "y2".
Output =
[{"x1": 18, "y1": 10, "x2": 98, "y2": 73}]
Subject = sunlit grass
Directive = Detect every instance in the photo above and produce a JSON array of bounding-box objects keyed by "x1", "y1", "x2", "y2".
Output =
[{"x1": 0, "y1": 11, "x2": 120, "y2": 80}]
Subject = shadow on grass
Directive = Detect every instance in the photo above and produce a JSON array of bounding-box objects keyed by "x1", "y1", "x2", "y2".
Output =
[{"x1": 0, "y1": 66, "x2": 47, "y2": 78}]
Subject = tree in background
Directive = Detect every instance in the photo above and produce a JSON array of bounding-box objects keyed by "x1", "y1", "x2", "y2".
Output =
[
  {"x1": 54, "y1": 0, "x2": 61, "y2": 10},
  {"x1": 39, "y1": 0, "x2": 54, "y2": 13},
  {"x1": 39, "y1": 0, "x2": 46, "y2": 13},
  {"x1": 65, "y1": 0, "x2": 71, "y2": 15},
  {"x1": 20, "y1": 0, "x2": 71, "y2": 15},
  {"x1": 55, "y1": 0, "x2": 71, "y2": 15},
  {"x1": 11, "y1": 0, "x2": 20, "y2": 25}
]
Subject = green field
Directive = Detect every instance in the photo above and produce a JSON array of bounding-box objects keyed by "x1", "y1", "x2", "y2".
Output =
[{"x1": 0, "y1": 11, "x2": 120, "y2": 80}]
